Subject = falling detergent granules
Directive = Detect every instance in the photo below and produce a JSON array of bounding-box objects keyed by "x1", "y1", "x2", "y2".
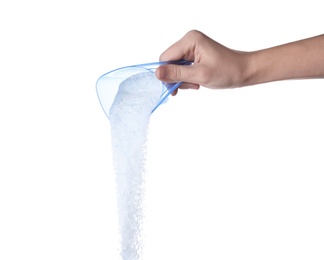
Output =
[{"x1": 109, "y1": 72, "x2": 162, "y2": 260}]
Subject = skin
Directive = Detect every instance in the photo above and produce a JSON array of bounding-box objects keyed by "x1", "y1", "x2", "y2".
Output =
[{"x1": 155, "y1": 30, "x2": 324, "y2": 96}]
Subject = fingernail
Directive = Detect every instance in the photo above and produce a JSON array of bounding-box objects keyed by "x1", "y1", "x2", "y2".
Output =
[{"x1": 156, "y1": 66, "x2": 166, "y2": 81}]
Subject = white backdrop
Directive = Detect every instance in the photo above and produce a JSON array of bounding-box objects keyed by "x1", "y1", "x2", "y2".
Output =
[{"x1": 1, "y1": 0, "x2": 323, "y2": 259}]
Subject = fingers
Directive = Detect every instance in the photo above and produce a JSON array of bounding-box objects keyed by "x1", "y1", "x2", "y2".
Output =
[
  {"x1": 156, "y1": 30, "x2": 206, "y2": 95},
  {"x1": 170, "y1": 83, "x2": 200, "y2": 96},
  {"x1": 159, "y1": 30, "x2": 199, "y2": 62},
  {"x1": 155, "y1": 63, "x2": 200, "y2": 96},
  {"x1": 178, "y1": 82, "x2": 200, "y2": 90},
  {"x1": 171, "y1": 83, "x2": 200, "y2": 96},
  {"x1": 156, "y1": 63, "x2": 198, "y2": 84}
]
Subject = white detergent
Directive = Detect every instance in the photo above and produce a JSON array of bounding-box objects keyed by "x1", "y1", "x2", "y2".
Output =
[{"x1": 109, "y1": 72, "x2": 162, "y2": 260}]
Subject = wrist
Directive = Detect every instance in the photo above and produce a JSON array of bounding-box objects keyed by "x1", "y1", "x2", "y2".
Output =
[{"x1": 235, "y1": 51, "x2": 257, "y2": 88}]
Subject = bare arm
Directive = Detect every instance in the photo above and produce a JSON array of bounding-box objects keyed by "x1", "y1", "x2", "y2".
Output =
[
  {"x1": 155, "y1": 30, "x2": 324, "y2": 95},
  {"x1": 249, "y1": 34, "x2": 324, "y2": 85}
]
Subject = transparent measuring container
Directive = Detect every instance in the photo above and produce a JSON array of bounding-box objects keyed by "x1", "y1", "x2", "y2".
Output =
[{"x1": 96, "y1": 60, "x2": 192, "y2": 119}]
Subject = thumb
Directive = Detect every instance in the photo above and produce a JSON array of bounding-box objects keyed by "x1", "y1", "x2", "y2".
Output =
[{"x1": 156, "y1": 64, "x2": 195, "y2": 83}]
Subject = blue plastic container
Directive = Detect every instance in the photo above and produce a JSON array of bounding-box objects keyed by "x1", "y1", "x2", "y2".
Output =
[{"x1": 96, "y1": 60, "x2": 192, "y2": 119}]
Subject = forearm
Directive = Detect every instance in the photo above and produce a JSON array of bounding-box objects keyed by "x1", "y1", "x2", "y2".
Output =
[{"x1": 244, "y1": 34, "x2": 324, "y2": 86}]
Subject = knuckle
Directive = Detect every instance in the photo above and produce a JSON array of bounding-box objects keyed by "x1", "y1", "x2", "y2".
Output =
[
  {"x1": 186, "y1": 29, "x2": 204, "y2": 41},
  {"x1": 173, "y1": 65, "x2": 182, "y2": 81}
]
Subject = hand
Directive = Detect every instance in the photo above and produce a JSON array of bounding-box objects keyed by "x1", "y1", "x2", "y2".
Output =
[{"x1": 155, "y1": 30, "x2": 251, "y2": 95}]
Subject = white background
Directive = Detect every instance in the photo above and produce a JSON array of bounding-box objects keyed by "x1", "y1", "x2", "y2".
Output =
[{"x1": 1, "y1": 0, "x2": 323, "y2": 259}]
